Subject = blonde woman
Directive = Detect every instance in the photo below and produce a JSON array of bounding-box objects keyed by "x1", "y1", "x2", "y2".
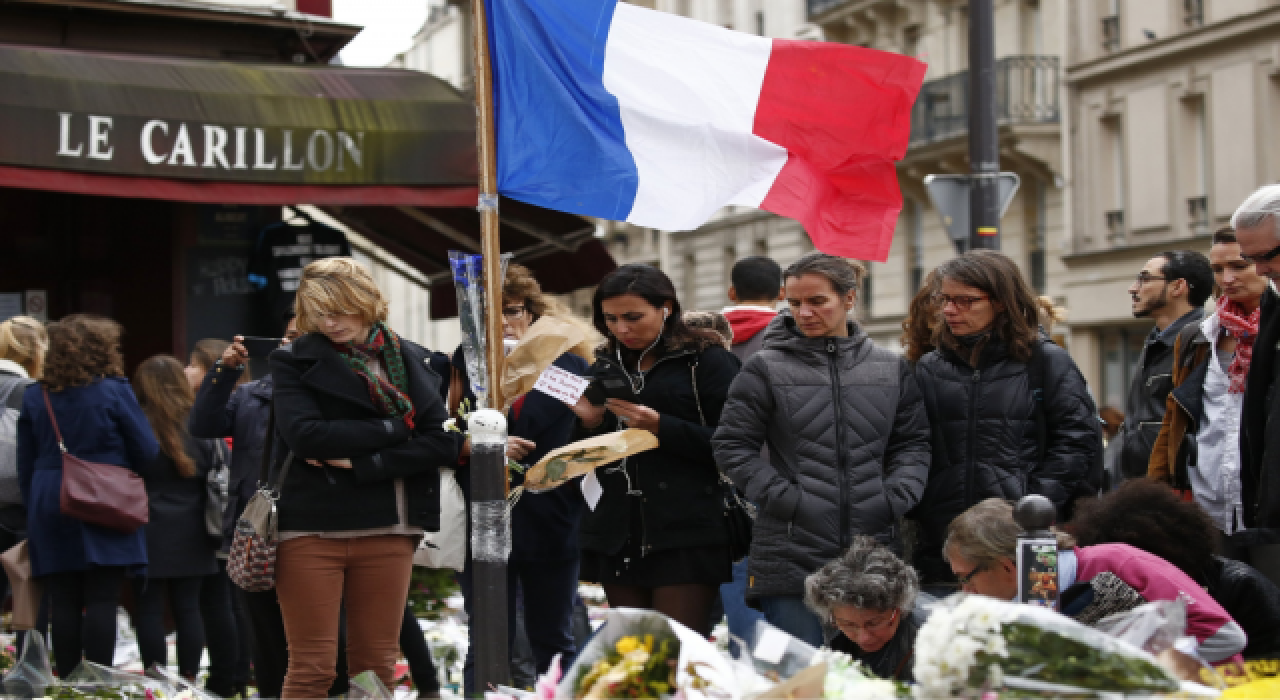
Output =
[
  {"x1": 268, "y1": 258, "x2": 457, "y2": 697},
  {"x1": 0, "y1": 316, "x2": 48, "y2": 383}
]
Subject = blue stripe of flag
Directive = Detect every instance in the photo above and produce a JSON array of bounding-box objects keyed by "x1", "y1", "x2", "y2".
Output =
[{"x1": 484, "y1": 0, "x2": 639, "y2": 221}]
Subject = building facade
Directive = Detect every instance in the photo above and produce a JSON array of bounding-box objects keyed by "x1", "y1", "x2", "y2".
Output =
[{"x1": 1063, "y1": 0, "x2": 1280, "y2": 411}]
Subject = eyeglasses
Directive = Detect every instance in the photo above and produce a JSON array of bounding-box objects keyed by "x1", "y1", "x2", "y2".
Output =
[
  {"x1": 933, "y1": 293, "x2": 989, "y2": 311},
  {"x1": 954, "y1": 562, "x2": 989, "y2": 586},
  {"x1": 834, "y1": 608, "x2": 898, "y2": 636},
  {"x1": 1133, "y1": 271, "x2": 1170, "y2": 285},
  {"x1": 1241, "y1": 242, "x2": 1280, "y2": 264},
  {"x1": 501, "y1": 306, "x2": 527, "y2": 319}
]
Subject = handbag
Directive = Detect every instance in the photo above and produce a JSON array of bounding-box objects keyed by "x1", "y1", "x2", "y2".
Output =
[
  {"x1": 689, "y1": 360, "x2": 756, "y2": 563},
  {"x1": 43, "y1": 387, "x2": 149, "y2": 533},
  {"x1": 204, "y1": 439, "x2": 231, "y2": 542},
  {"x1": 227, "y1": 406, "x2": 293, "y2": 592},
  {"x1": 413, "y1": 467, "x2": 466, "y2": 572}
]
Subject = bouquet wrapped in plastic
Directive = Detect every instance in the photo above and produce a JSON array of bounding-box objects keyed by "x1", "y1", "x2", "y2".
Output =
[
  {"x1": 449, "y1": 251, "x2": 511, "y2": 410},
  {"x1": 913, "y1": 594, "x2": 1182, "y2": 697}
]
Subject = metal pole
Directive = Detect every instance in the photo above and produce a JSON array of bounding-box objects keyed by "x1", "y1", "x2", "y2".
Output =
[
  {"x1": 469, "y1": 0, "x2": 510, "y2": 692},
  {"x1": 968, "y1": 0, "x2": 1001, "y2": 250}
]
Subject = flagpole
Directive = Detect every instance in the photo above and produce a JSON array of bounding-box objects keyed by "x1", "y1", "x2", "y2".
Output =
[{"x1": 470, "y1": 0, "x2": 511, "y2": 692}]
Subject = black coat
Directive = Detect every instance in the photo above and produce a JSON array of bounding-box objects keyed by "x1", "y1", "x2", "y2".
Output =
[
  {"x1": 1205, "y1": 555, "x2": 1280, "y2": 659},
  {"x1": 268, "y1": 332, "x2": 458, "y2": 532},
  {"x1": 713, "y1": 315, "x2": 931, "y2": 599},
  {"x1": 1119, "y1": 309, "x2": 1204, "y2": 481},
  {"x1": 578, "y1": 343, "x2": 740, "y2": 556},
  {"x1": 912, "y1": 337, "x2": 1101, "y2": 581},
  {"x1": 1241, "y1": 287, "x2": 1280, "y2": 536},
  {"x1": 189, "y1": 366, "x2": 274, "y2": 551},
  {"x1": 137, "y1": 434, "x2": 220, "y2": 579}
]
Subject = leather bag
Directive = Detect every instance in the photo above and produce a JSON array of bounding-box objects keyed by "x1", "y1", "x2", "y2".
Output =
[
  {"x1": 44, "y1": 388, "x2": 148, "y2": 533},
  {"x1": 690, "y1": 360, "x2": 756, "y2": 563}
]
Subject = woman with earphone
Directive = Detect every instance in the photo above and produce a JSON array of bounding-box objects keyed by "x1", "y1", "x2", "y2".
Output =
[{"x1": 569, "y1": 265, "x2": 741, "y2": 636}]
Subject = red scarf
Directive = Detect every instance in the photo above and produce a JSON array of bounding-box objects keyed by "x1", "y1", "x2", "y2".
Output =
[{"x1": 1217, "y1": 297, "x2": 1261, "y2": 394}]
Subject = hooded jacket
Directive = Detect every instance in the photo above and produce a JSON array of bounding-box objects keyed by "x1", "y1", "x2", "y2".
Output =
[
  {"x1": 713, "y1": 313, "x2": 931, "y2": 600},
  {"x1": 911, "y1": 335, "x2": 1101, "y2": 582},
  {"x1": 724, "y1": 307, "x2": 777, "y2": 363}
]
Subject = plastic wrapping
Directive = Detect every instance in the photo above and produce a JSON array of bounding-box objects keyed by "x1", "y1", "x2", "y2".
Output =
[
  {"x1": 470, "y1": 499, "x2": 511, "y2": 563},
  {"x1": 59, "y1": 660, "x2": 176, "y2": 698},
  {"x1": 1, "y1": 630, "x2": 54, "y2": 697},
  {"x1": 448, "y1": 251, "x2": 512, "y2": 410},
  {"x1": 147, "y1": 664, "x2": 220, "y2": 700},
  {"x1": 347, "y1": 670, "x2": 394, "y2": 700},
  {"x1": 913, "y1": 594, "x2": 1182, "y2": 697}
]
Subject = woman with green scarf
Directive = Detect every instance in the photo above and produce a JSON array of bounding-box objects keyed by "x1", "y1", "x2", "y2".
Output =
[{"x1": 269, "y1": 257, "x2": 457, "y2": 698}]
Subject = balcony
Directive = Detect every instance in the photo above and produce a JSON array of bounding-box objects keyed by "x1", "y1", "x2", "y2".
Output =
[
  {"x1": 1188, "y1": 196, "x2": 1210, "y2": 235},
  {"x1": 1102, "y1": 15, "x2": 1121, "y2": 51},
  {"x1": 1106, "y1": 209, "x2": 1126, "y2": 243},
  {"x1": 909, "y1": 56, "x2": 1060, "y2": 148}
]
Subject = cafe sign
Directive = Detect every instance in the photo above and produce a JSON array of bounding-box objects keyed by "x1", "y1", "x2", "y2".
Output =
[{"x1": 0, "y1": 43, "x2": 477, "y2": 186}]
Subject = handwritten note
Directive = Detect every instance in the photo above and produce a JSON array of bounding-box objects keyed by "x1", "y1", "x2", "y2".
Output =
[{"x1": 533, "y1": 365, "x2": 591, "y2": 406}]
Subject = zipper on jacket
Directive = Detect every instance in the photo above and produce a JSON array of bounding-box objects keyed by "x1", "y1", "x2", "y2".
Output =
[
  {"x1": 1146, "y1": 373, "x2": 1172, "y2": 387},
  {"x1": 965, "y1": 369, "x2": 981, "y2": 507},
  {"x1": 827, "y1": 340, "x2": 849, "y2": 549}
]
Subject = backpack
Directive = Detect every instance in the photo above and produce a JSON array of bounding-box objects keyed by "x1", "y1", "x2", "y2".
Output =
[
  {"x1": 0, "y1": 376, "x2": 33, "y2": 507},
  {"x1": 1026, "y1": 339, "x2": 1105, "y2": 516},
  {"x1": 204, "y1": 438, "x2": 232, "y2": 543}
]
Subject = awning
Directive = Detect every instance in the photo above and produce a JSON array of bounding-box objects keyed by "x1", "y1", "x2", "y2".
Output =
[
  {"x1": 0, "y1": 42, "x2": 476, "y2": 199},
  {"x1": 0, "y1": 43, "x2": 616, "y2": 308},
  {"x1": 323, "y1": 199, "x2": 615, "y2": 319}
]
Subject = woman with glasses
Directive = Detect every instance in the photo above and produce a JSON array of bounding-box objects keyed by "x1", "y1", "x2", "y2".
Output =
[
  {"x1": 804, "y1": 536, "x2": 933, "y2": 681},
  {"x1": 911, "y1": 250, "x2": 1102, "y2": 595}
]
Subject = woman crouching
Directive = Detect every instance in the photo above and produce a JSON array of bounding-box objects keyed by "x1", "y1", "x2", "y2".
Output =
[{"x1": 804, "y1": 536, "x2": 933, "y2": 681}]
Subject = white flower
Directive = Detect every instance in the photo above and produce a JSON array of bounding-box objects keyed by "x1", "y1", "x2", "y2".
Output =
[
  {"x1": 986, "y1": 663, "x2": 1004, "y2": 688},
  {"x1": 983, "y1": 634, "x2": 1008, "y2": 658},
  {"x1": 442, "y1": 418, "x2": 458, "y2": 432}
]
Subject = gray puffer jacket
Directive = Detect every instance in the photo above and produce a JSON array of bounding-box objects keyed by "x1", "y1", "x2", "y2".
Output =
[{"x1": 713, "y1": 313, "x2": 931, "y2": 600}]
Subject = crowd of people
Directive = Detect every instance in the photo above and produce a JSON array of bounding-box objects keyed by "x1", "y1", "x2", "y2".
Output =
[{"x1": 0, "y1": 183, "x2": 1279, "y2": 697}]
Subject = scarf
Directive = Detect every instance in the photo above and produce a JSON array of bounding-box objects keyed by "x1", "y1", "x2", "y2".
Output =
[
  {"x1": 1217, "y1": 296, "x2": 1261, "y2": 394},
  {"x1": 334, "y1": 321, "x2": 416, "y2": 429}
]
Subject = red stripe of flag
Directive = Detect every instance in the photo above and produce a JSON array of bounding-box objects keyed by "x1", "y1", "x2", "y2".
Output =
[{"x1": 754, "y1": 40, "x2": 926, "y2": 262}]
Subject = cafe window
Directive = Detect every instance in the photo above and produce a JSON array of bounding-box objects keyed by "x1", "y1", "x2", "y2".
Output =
[{"x1": 1099, "y1": 326, "x2": 1148, "y2": 411}]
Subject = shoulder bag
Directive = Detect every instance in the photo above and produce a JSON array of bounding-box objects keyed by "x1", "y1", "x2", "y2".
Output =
[
  {"x1": 44, "y1": 387, "x2": 149, "y2": 533},
  {"x1": 689, "y1": 358, "x2": 756, "y2": 563},
  {"x1": 227, "y1": 405, "x2": 293, "y2": 592}
]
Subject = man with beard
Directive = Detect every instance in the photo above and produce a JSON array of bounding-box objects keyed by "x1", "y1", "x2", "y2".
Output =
[
  {"x1": 1117, "y1": 250, "x2": 1213, "y2": 482},
  {"x1": 1232, "y1": 185, "x2": 1280, "y2": 584}
]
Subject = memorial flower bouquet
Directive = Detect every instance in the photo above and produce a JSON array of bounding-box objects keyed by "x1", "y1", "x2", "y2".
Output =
[
  {"x1": 573, "y1": 633, "x2": 678, "y2": 699},
  {"x1": 912, "y1": 594, "x2": 1182, "y2": 697}
]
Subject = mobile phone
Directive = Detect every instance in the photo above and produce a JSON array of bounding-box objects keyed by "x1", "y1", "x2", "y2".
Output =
[
  {"x1": 240, "y1": 336, "x2": 282, "y2": 357},
  {"x1": 595, "y1": 376, "x2": 640, "y2": 402}
]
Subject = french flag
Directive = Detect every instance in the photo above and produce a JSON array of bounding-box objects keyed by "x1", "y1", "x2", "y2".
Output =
[{"x1": 484, "y1": 0, "x2": 926, "y2": 261}]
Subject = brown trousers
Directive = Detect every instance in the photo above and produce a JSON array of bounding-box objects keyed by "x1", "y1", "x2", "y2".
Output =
[{"x1": 276, "y1": 535, "x2": 415, "y2": 698}]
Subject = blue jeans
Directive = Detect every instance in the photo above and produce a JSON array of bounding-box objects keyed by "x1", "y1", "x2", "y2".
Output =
[
  {"x1": 720, "y1": 558, "x2": 765, "y2": 652},
  {"x1": 757, "y1": 594, "x2": 824, "y2": 648}
]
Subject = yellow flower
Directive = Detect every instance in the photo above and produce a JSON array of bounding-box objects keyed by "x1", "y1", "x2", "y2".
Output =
[
  {"x1": 1224, "y1": 679, "x2": 1280, "y2": 699},
  {"x1": 643, "y1": 634, "x2": 654, "y2": 653},
  {"x1": 615, "y1": 636, "x2": 640, "y2": 655}
]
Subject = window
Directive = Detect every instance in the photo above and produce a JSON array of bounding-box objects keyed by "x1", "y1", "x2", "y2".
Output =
[
  {"x1": 903, "y1": 25, "x2": 920, "y2": 57},
  {"x1": 676, "y1": 0, "x2": 692, "y2": 16},
  {"x1": 683, "y1": 254, "x2": 698, "y2": 308},
  {"x1": 861, "y1": 265, "x2": 873, "y2": 318},
  {"x1": 754, "y1": 238, "x2": 767, "y2": 257},
  {"x1": 1102, "y1": 115, "x2": 1126, "y2": 243},
  {"x1": 1029, "y1": 181, "x2": 1047, "y2": 293},
  {"x1": 907, "y1": 199, "x2": 924, "y2": 294},
  {"x1": 755, "y1": 11, "x2": 765, "y2": 36},
  {"x1": 719, "y1": 0, "x2": 732, "y2": 27},
  {"x1": 1181, "y1": 95, "x2": 1209, "y2": 235},
  {"x1": 1099, "y1": 327, "x2": 1148, "y2": 411},
  {"x1": 723, "y1": 245, "x2": 737, "y2": 297}
]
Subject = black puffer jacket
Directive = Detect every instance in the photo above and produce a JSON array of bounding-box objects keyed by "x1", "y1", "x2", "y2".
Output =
[
  {"x1": 1206, "y1": 555, "x2": 1280, "y2": 658},
  {"x1": 137, "y1": 434, "x2": 220, "y2": 579},
  {"x1": 578, "y1": 342, "x2": 740, "y2": 556},
  {"x1": 713, "y1": 314, "x2": 931, "y2": 599},
  {"x1": 912, "y1": 336, "x2": 1101, "y2": 582}
]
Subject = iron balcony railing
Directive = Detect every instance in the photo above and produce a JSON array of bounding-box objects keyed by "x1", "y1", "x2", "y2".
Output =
[
  {"x1": 1106, "y1": 209, "x2": 1126, "y2": 243},
  {"x1": 909, "y1": 55, "x2": 1060, "y2": 148},
  {"x1": 1184, "y1": 0, "x2": 1204, "y2": 28},
  {"x1": 1102, "y1": 15, "x2": 1121, "y2": 51},
  {"x1": 1188, "y1": 196, "x2": 1210, "y2": 235}
]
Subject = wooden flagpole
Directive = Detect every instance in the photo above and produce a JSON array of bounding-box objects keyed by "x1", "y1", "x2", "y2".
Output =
[{"x1": 469, "y1": 0, "x2": 511, "y2": 692}]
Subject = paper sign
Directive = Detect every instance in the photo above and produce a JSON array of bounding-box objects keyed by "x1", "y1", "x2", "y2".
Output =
[
  {"x1": 533, "y1": 365, "x2": 590, "y2": 406},
  {"x1": 753, "y1": 626, "x2": 790, "y2": 664},
  {"x1": 581, "y1": 470, "x2": 603, "y2": 511}
]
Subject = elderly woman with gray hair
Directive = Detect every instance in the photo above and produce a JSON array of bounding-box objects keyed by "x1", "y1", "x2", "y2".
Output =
[{"x1": 804, "y1": 536, "x2": 933, "y2": 681}]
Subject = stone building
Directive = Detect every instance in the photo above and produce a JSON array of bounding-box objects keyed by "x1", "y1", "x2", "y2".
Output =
[{"x1": 1063, "y1": 0, "x2": 1280, "y2": 410}]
